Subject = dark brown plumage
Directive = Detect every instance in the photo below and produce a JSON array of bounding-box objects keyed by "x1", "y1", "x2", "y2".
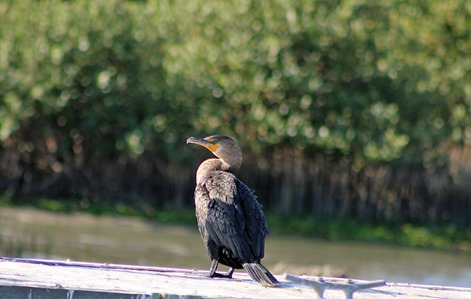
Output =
[{"x1": 187, "y1": 135, "x2": 278, "y2": 287}]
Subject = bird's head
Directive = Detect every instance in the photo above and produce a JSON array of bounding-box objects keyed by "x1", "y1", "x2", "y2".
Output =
[{"x1": 187, "y1": 135, "x2": 242, "y2": 171}]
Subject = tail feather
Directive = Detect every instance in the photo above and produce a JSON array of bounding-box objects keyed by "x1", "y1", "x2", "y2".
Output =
[{"x1": 243, "y1": 262, "x2": 279, "y2": 287}]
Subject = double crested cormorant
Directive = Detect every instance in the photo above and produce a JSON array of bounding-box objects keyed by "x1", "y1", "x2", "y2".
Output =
[{"x1": 187, "y1": 135, "x2": 278, "y2": 287}]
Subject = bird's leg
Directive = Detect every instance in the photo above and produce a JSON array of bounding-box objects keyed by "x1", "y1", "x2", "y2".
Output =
[
  {"x1": 224, "y1": 267, "x2": 235, "y2": 278},
  {"x1": 208, "y1": 259, "x2": 234, "y2": 279},
  {"x1": 208, "y1": 259, "x2": 219, "y2": 277}
]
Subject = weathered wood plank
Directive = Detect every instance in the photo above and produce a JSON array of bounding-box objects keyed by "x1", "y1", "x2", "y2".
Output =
[
  {"x1": 0, "y1": 286, "x2": 151, "y2": 299},
  {"x1": 0, "y1": 258, "x2": 470, "y2": 299}
]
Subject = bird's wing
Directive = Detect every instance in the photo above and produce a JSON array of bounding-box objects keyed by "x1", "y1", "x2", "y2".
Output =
[
  {"x1": 196, "y1": 171, "x2": 254, "y2": 261},
  {"x1": 195, "y1": 171, "x2": 257, "y2": 262},
  {"x1": 235, "y1": 179, "x2": 268, "y2": 259}
]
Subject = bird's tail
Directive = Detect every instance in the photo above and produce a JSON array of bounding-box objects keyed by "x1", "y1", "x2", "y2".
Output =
[{"x1": 243, "y1": 262, "x2": 279, "y2": 287}]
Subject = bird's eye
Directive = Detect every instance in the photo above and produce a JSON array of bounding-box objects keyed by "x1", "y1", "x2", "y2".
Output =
[{"x1": 212, "y1": 139, "x2": 219, "y2": 144}]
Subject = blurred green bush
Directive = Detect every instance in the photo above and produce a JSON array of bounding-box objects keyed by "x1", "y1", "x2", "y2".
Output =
[
  {"x1": 2, "y1": 0, "x2": 470, "y2": 163},
  {"x1": 1, "y1": 1, "x2": 470, "y2": 225}
]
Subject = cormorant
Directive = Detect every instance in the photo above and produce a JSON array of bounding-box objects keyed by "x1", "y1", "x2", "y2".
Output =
[{"x1": 187, "y1": 135, "x2": 279, "y2": 287}]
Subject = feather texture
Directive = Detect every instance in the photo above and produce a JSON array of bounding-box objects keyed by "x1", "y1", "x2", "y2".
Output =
[{"x1": 188, "y1": 135, "x2": 278, "y2": 287}]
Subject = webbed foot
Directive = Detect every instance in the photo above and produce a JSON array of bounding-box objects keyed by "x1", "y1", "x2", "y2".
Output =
[
  {"x1": 209, "y1": 267, "x2": 234, "y2": 279},
  {"x1": 208, "y1": 259, "x2": 234, "y2": 279}
]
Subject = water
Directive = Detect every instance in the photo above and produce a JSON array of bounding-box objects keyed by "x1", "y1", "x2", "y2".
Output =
[{"x1": 1, "y1": 207, "x2": 470, "y2": 288}]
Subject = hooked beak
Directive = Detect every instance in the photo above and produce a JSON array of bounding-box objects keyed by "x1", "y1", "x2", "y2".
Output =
[{"x1": 187, "y1": 136, "x2": 220, "y2": 153}]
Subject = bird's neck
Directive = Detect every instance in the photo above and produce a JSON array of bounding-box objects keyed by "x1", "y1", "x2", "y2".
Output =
[{"x1": 196, "y1": 158, "x2": 238, "y2": 184}]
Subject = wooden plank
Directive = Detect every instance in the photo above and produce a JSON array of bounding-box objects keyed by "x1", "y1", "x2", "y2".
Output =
[
  {"x1": 0, "y1": 286, "x2": 152, "y2": 299},
  {"x1": 0, "y1": 258, "x2": 470, "y2": 299}
]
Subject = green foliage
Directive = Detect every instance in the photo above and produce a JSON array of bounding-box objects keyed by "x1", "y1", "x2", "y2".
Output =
[
  {"x1": 0, "y1": 0, "x2": 199, "y2": 162},
  {"x1": 0, "y1": 193, "x2": 196, "y2": 225},
  {"x1": 1, "y1": 0, "x2": 470, "y2": 165},
  {"x1": 1, "y1": 1, "x2": 471, "y2": 227},
  {"x1": 266, "y1": 214, "x2": 471, "y2": 252}
]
